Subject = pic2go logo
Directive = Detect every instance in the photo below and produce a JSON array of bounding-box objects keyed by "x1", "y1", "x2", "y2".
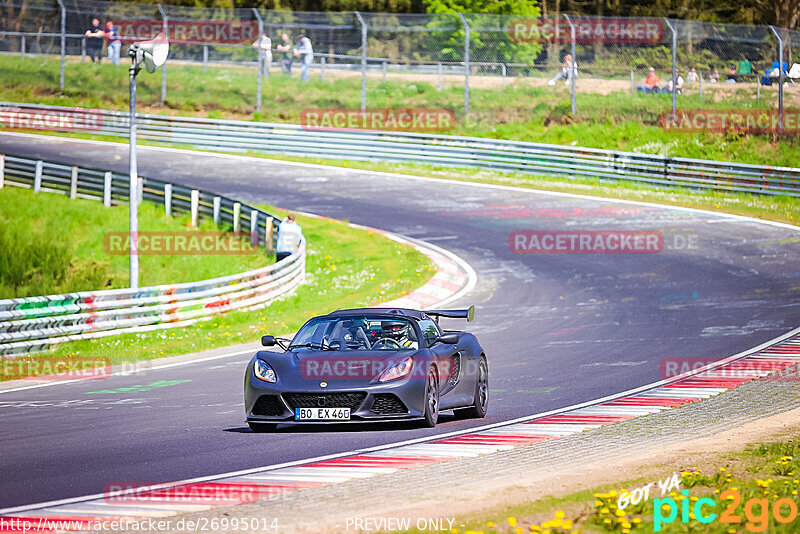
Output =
[{"x1": 654, "y1": 489, "x2": 798, "y2": 532}]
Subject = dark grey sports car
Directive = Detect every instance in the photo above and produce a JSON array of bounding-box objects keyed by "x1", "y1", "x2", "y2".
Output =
[{"x1": 244, "y1": 306, "x2": 487, "y2": 431}]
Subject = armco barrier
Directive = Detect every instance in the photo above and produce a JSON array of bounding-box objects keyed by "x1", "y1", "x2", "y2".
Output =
[
  {"x1": 0, "y1": 154, "x2": 305, "y2": 356},
  {"x1": 1, "y1": 102, "x2": 799, "y2": 197}
]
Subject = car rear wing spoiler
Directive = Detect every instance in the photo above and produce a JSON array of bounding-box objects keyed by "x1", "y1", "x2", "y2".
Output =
[{"x1": 426, "y1": 305, "x2": 475, "y2": 323}]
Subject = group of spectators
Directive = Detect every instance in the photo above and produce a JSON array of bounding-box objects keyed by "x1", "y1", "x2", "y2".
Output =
[
  {"x1": 84, "y1": 18, "x2": 122, "y2": 65},
  {"x1": 252, "y1": 32, "x2": 314, "y2": 82},
  {"x1": 636, "y1": 67, "x2": 686, "y2": 94}
]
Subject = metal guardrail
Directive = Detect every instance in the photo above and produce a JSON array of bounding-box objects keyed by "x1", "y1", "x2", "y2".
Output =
[
  {"x1": 0, "y1": 153, "x2": 305, "y2": 356},
  {"x1": 1, "y1": 102, "x2": 797, "y2": 197}
]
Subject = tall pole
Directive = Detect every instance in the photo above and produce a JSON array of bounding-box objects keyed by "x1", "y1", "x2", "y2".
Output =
[
  {"x1": 57, "y1": 0, "x2": 65, "y2": 92},
  {"x1": 253, "y1": 8, "x2": 264, "y2": 112},
  {"x1": 664, "y1": 18, "x2": 677, "y2": 114},
  {"x1": 128, "y1": 52, "x2": 140, "y2": 290},
  {"x1": 355, "y1": 11, "x2": 367, "y2": 112},
  {"x1": 157, "y1": 4, "x2": 168, "y2": 105},
  {"x1": 458, "y1": 13, "x2": 470, "y2": 117},
  {"x1": 564, "y1": 15, "x2": 576, "y2": 115},
  {"x1": 770, "y1": 26, "x2": 784, "y2": 133}
]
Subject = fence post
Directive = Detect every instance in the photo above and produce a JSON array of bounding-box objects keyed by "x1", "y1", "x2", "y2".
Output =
[
  {"x1": 253, "y1": 8, "x2": 263, "y2": 113},
  {"x1": 437, "y1": 62, "x2": 442, "y2": 91},
  {"x1": 190, "y1": 189, "x2": 200, "y2": 227},
  {"x1": 769, "y1": 26, "x2": 784, "y2": 133},
  {"x1": 320, "y1": 56, "x2": 325, "y2": 82},
  {"x1": 164, "y1": 183, "x2": 172, "y2": 216},
  {"x1": 501, "y1": 63, "x2": 506, "y2": 90},
  {"x1": 355, "y1": 11, "x2": 367, "y2": 112},
  {"x1": 265, "y1": 218, "x2": 274, "y2": 252},
  {"x1": 33, "y1": 160, "x2": 43, "y2": 192},
  {"x1": 250, "y1": 209, "x2": 259, "y2": 247},
  {"x1": 213, "y1": 196, "x2": 220, "y2": 224},
  {"x1": 103, "y1": 171, "x2": 112, "y2": 207},
  {"x1": 70, "y1": 166, "x2": 78, "y2": 198},
  {"x1": 630, "y1": 69, "x2": 635, "y2": 94},
  {"x1": 699, "y1": 72, "x2": 703, "y2": 97},
  {"x1": 202, "y1": 45, "x2": 208, "y2": 73},
  {"x1": 757, "y1": 77, "x2": 760, "y2": 101},
  {"x1": 21, "y1": 35, "x2": 25, "y2": 59},
  {"x1": 157, "y1": 4, "x2": 168, "y2": 105},
  {"x1": 81, "y1": 36, "x2": 86, "y2": 63},
  {"x1": 664, "y1": 18, "x2": 677, "y2": 114},
  {"x1": 458, "y1": 13, "x2": 470, "y2": 117},
  {"x1": 56, "y1": 0, "x2": 65, "y2": 92},
  {"x1": 382, "y1": 60, "x2": 387, "y2": 82},
  {"x1": 233, "y1": 202, "x2": 241, "y2": 232},
  {"x1": 564, "y1": 14, "x2": 576, "y2": 115},
  {"x1": 0, "y1": 154, "x2": 4, "y2": 189}
]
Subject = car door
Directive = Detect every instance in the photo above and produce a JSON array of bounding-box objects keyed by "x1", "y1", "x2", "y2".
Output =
[{"x1": 420, "y1": 318, "x2": 462, "y2": 397}]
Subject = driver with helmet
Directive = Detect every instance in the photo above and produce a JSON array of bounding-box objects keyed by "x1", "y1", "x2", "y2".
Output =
[{"x1": 379, "y1": 320, "x2": 418, "y2": 349}]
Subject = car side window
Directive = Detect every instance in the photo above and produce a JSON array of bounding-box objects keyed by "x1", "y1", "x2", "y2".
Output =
[{"x1": 418, "y1": 319, "x2": 440, "y2": 345}]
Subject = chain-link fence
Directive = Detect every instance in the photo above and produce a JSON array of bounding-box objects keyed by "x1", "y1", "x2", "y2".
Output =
[{"x1": 1, "y1": 0, "x2": 798, "y2": 134}]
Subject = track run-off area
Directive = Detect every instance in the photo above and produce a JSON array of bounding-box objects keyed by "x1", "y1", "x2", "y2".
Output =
[{"x1": 1, "y1": 132, "x2": 799, "y2": 515}]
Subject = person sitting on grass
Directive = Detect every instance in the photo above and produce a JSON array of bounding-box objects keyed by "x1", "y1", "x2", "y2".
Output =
[
  {"x1": 662, "y1": 71, "x2": 684, "y2": 94},
  {"x1": 548, "y1": 54, "x2": 577, "y2": 86},
  {"x1": 726, "y1": 64, "x2": 738, "y2": 83},
  {"x1": 637, "y1": 67, "x2": 660, "y2": 93}
]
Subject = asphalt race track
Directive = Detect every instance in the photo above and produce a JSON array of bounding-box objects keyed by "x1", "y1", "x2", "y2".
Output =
[{"x1": 1, "y1": 133, "x2": 799, "y2": 509}]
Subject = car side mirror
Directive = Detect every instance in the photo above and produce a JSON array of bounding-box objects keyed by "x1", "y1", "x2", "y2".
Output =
[
  {"x1": 261, "y1": 335, "x2": 276, "y2": 347},
  {"x1": 433, "y1": 333, "x2": 459, "y2": 345}
]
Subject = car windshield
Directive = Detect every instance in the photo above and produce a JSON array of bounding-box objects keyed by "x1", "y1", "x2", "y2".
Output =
[{"x1": 290, "y1": 316, "x2": 419, "y2": 351}]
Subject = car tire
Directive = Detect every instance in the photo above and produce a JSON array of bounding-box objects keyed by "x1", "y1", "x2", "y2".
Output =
[
  {"x1": 248, "y1": 422, "x2": 277, "y2": 433},
  {"x1": 454, "y1": 356, "x2": 488, "y2": 420},
  {"x1": 421, "y1": 366, "x2": 439, "y2": 428}
]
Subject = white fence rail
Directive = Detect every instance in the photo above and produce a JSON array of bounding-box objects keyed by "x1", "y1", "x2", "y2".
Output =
[
  {"x1": 0, "y1": 153, "x2": 305, "y2": 356},
  {"x1": 1, "y1": 102, "x2": 798, "y2": 197}
]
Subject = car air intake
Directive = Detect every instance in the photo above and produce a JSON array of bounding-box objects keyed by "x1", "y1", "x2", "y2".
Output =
[
  {"x1": 252, "y1": 395, "x2": 286, "y2": 416},
  {"x1": 282, "y1": 392, "x2": 367, "y2": 410},
  {"x1": 370, "y1": 393, "x2": 409, "y2": 415}
]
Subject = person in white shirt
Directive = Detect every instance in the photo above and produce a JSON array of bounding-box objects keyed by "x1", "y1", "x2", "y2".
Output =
[
  {"x1": 252, "y1": 33, "x2": 272, "y2": 75},
  {"x1": 276, "y1": 214, "x2": 304, "y2": 262}
]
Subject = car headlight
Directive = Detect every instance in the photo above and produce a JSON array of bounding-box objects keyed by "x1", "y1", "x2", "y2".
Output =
[
  {"x1": 254, "y1": 359, "x2": 277, "y2": 383},
  {"x1": 378, "y1": 356, "x2": 413, "y2": 382}
]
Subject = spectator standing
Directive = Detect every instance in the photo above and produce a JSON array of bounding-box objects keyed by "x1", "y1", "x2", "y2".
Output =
[
  {"x1": 276, "y1": 214, "x2": 304, "y2": 263},
  {"x1": 686, "y1": 66, "x2": 698, "y2": 83},
  {"x1": 637, "y1": 67, "x2": 660, "y2": 93},
  {"x1": 293, "y1": 34, "x2": 313, "y2": 82},
  {"x1": 105, "y1": 21, "x2": 121, "y2": 66},
  {"x1": 252, "y1": 33, "x2": 272, "y2": 75},
  {"x1": 276, "y1": 33, "x2": 293, "y2": 75},
  {"x1": 547, "y1": 54, "x2": 578, "y2": 86},
  {"x1": 709, "y1": 66, "x2": 719, "y2": 82},
  {"x1": 85, "y1": 18, "x2": 104, "y2": 63}
]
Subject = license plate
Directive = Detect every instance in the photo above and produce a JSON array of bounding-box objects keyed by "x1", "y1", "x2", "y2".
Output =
[{"x1": 294, "y1": 407, "x2": 351, "y2": 420}]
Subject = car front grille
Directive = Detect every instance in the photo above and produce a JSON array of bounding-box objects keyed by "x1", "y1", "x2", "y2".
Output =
[
  {"x1": 252, "y1": 395, "x2": 286, "y2": 416},
  {"x1": 370, "y1": 393, "x2": 408, "y2": 415},
  {"x1": 282, "y1": 392, "x2": 367, "y2": 410}
]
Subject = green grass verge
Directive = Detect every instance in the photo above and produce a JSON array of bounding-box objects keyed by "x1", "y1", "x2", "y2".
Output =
[
  {"x1": 397, "y1": 435, "x2": 800, "y2": 533},
  {"x1": 0, "y1": 187, "x2": 266, "y2": 299},
  {"x1": 27, "y1": 206, "x2": 434, "y2": 370},
  {"x1": 2, "y1": 54, "x2": 799, "y2": 167}
]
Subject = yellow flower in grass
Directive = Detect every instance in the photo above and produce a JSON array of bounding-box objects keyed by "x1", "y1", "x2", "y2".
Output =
[
  {"x1": 487, "y1": 522, "x2": 494, "y2": 528},
  {"x1": 600, "y1": 507, "x2": 610, "y2": 514},
  {"x1": 529, "y1": 526, "x2": 541, "y2": 533},
  {"x1": 603, "y1": 518, "x2": 611, "y2": 525},
  {"x1": 594, "y1": 501, "x2": 603, "y2": 507},
  {"x1": 632, "y1": 518, "x2": 642, "y2": 524},
  {"x1": 615, "y1": 509, "x2": 626, "y2": 517},
  {"x1": 508, "y1": 517, "x2": 517, "y2": 527},
  {"x1": 554, "y1": 511, "x2": 565, "y2": 520}
]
